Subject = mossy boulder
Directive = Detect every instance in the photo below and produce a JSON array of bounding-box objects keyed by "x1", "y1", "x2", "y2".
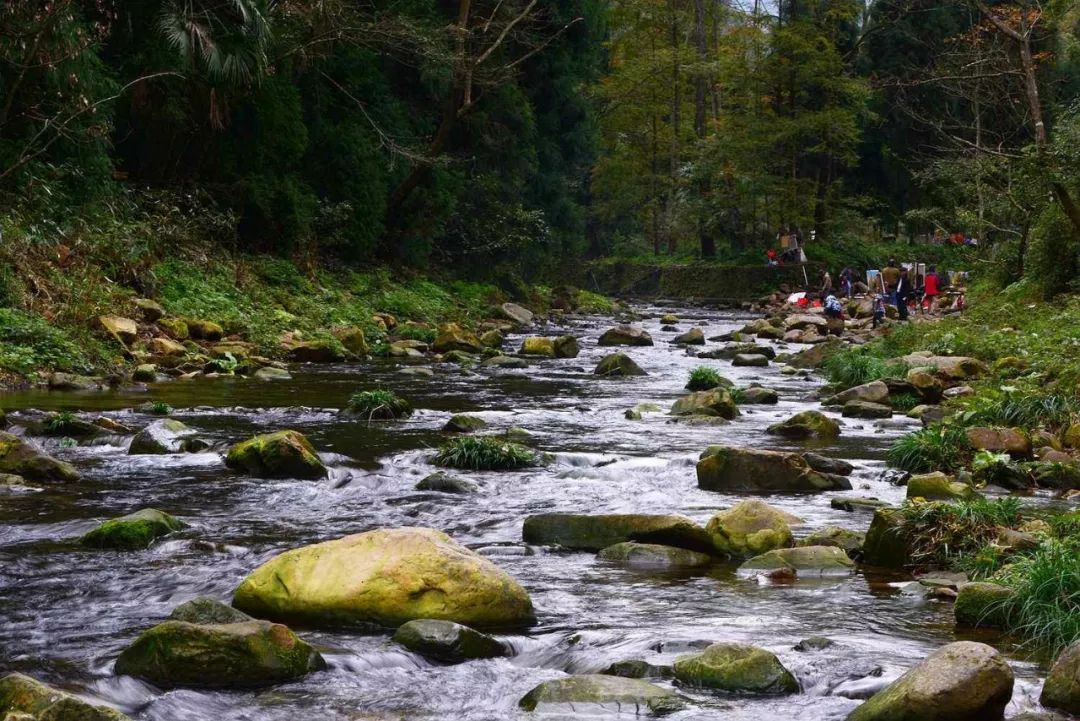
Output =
[
  {"x1": 953, "y1": 582, "x2": 1013, "y2": 629},
  {"x1": 523, "y1": 513, "x2": 714, "y2": 553},
  {"x1": 128, "y1": 419, "x2": 202, "y2": 455},
  {"x1": 254, "y1": 366, "x2": 291, "y2": 381},
  {"x1": 392, "y1": 619, "x2": 507, "y2": 663},
  {"x1": 333, "y1": 327, "x2": 368, "y2": 355},
  {"x1": 739, "y1": 545, "x2": 855, "y2": 576},
  {"x1": 598, "y1": 325, "x2": 654, "y2": 347},
  {"x1": 594, "y1": 352, "x2": 646, "y2": 377},
  {"x1": 232, "y1": 527, "x2": 535, "y2": 629},
  {"x1": 670, "y1": 389, "x2": 739, "y2": 420},
  {"x1": 553, "y1": 335, "x2": 580, "y2": 358},
  {"x1": 1041, "y1": 641, "x2": 1080, "y2": 715},
  {"x1": 132, "y1": 364, "x2": 158, "y2": 382},
  {"x1": 740, "y1": 387, "x2": 779, "y2": 404},
  {"x1": 598, "y1": 542, "x2": 714, "y2": 569},
  {"x1": 673, "y1": 643, "x2": 798, "y2": 694},
  {"x1": 798, "y1": 526, "x2": 865, "y2": 555},
  {"x1": 906, "y1": 369, "x2": 944, "y2": 402},
  {"x1": 498, "y1": 302, "x2": 534, "y2": 325},
  {"x1": 187, "y1": 319, "x2": 224, "y2": 341},
  {"x1": 519, "y1": 337, "x2": 556, "y2": 357},
  {"x1": 149, "y1": 336, "x2": 186, "y2": 357},
  {"x1": 415, "y1": 472, "x2": 478, "y2": 494},
  {"x1": 432, "y1": 323, "x2": 483, "y2": 354},
  {"x1": 0, "y1": 673, "x2": 132, "y2": 721},
  {"x1": 80, "y1": 508, "x2": 185, "y2": 550},
  {"x1": 697, "y1": 446, "x2": 847, "y2": 493},
  {"x1": 519, "y1": 675, "x2": 684, "y2": 715},
  {"x1": 169, "y1": 597, "x2": 253, "y2": 625},
  {"x1": 158, "y1": 318, "x2": 189, "y2": 340},
  {"x1": 114, "y1": 620, "x2": 324, "y2": 688},
  {"x1": 442, "y1": 415, "x2": 487, "y2": 433},
  {"x1": 732, "y1": 353, "x2": 770, "y2": 367},
  {"x1": 98, "y1": 315, "x2": 138, "y2": 346},
  {"x1": 766, "y1": 411, "x2": 841, "y2": 439},
  {"x1": 906, "y1": 472, "x2": 978, "y2": 501},
  {"x1": 705, "y1": 500, "x2": 794, "y2": 558},
  {"x1": 0, "y1": 432, "x2": 78, "y2": 481},
  {"x1": 701, "y1": 343, "x2": 777, "y2": 361},
  {"x1": 901, "y1": 353, "x2": 989, "y2": 381},
  {"x1": 673, "y1": 328, "x2": 705, "y2": 345},
  {"x1": 225, "y1": 430, "x2": 327, "y2": 479},
  {"x1": 134, "y1": 298, "x2": 165, "y2": 322},
  {"x1": 846, "y1": 641, "x2": 1013, "y2": 721},
  {"x1": 861, "y1": 508, "x2": 912, "y2": 568},
  {"x1": 843, "y1": 400, "x2": 894, "y2": 419}
]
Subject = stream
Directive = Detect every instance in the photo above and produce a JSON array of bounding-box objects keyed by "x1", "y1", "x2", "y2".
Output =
[{"x1": 0, "y1": 302, "x2": 1051, "y2": 720}]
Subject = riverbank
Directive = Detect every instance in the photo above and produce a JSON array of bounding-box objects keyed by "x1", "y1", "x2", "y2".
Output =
[{"x1": 0, "y1": 219, "x2": 617, "y2": 390}]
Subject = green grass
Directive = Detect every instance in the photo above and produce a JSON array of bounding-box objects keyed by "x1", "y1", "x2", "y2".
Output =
[
  {"x1": 886, "y1": 423, "x2": 973, "y2": 473},
  {"x1": 822, "y1": 347, "x2": 908, "y2": 389},
  {"x1": 393, "y1": 325, "x2": 437, "y2": 344},
  {"x1": 897, "y1": 497, "x2": 1024, "y2": 569},
  {"x1": 433, "y1": 436, "x2": 539, "y2": 470},
  {"x1": 147, "y1": 401, "x2": 173, "y2": 416},
  {"x1": 0, "y1": 309, "x2": 98, "y2": 376},
  {"x1": 685, "y1": 366, "x2": 729, "y2": 391},
  {"x1": 888, "y1": 392, "x2": 922, "y2": 412},
  {"x1": 44, "y1": 411, "x2": 78, "y2": 434},
  {"x1": 346, "y1": 390, "x2": 412, "y2": 420},
  {"x1": 573, "y1": 290, "x2": 617, "y2": 314},
  {"x1": 956, "y1": 391, "x2": 1080, "y2": 432},
  {"x1": 991, "y1": 539, "x2": 1080, "y2": 654}
]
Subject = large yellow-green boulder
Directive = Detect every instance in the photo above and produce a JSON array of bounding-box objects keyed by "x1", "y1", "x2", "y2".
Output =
[
  {"x1": 847, "y1": 641, "x2": 1013, "y2": 720},
  {"x1": 225, "y1": 430, "x2": 327, "y2": 479},
  {"x1": 79, "y1": 508, "x2": 185, "y2": 550},
  {"x1": 738, "y1": 545, "x2": 855, "y2": 577},
  {"x1": 705, "y1": 500, "x2": 794, "y2": 558},
  {"x1": 333, "y1": 326, "x2": 368, "y2": 355},
  {"x1": 519, "y1": 337, "x2": 556, "y2": 357},
  {"x1": 906, "y1": 472, "x2": 978, "y2": 501},
  {"x1": 432, "y1": 323, "x2": 483, "y2": 354},
  {"x1": 0, "y1": 432, "x2": 78, "y2": 481},
  {"x1": 670, "y1": 388, "x2": 739, "y2": 419},
  {"x1": 114, "y1": 620, "x2": 324, "y2": 688},
  {"x1": 0, "y1": 673, "x2": 131, "y2": 720},
  {"x1": 766, "y1": 410, "x2": 840, "y2": 439},
  {"x1": 232, "y1": 527, "x2": 535, "y2": 629},
  {"x1": 673, "y1": 643, "x2": 798, "y2": 694}
]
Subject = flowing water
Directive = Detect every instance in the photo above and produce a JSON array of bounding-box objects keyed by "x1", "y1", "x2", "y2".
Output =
[{"x1": 0, "y1": 303, "x2": 1051, "y2": 720}]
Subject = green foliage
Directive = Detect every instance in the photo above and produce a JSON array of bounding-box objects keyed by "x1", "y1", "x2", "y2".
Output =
[
  {"x1": 346, "y1": 390, "x2": 412, "y2": 420},
  {"x1": 686, "y1": 367, "x2": 726, "y2": 391},
  {"x1": 992, "y1": 539, "x2": 1080, "y2": 654},
  {"x1": 887, "y1": 423, "x2": 973, "y2": 473},
  {"x1": 0, "y1": 309, "x2": 95, "y2": 376},
  {"x1": 897, "y1": 497, "x2": 1024, "y2": 569},
  {"x1": 393, "y1": 326, "x2": 436, "y2": 344},
  {"x1": 957, "y1": 391, "x2": 1080, "y2": 432},
  {"x1": 823, "y1": 348, "x2": 908, "y2": 389},
  {"x1": 148, "y1": 401, "x2": 173, "y2": 416},
  {"x1": 573, "y1": 290, "x2": 617, "y2": 314},
  {"x1": 44, "y1": 411, "x2": 78, "y2": 434},
  {"x1": 433, "y1": 437, "x2": 540, "y2": 470}
]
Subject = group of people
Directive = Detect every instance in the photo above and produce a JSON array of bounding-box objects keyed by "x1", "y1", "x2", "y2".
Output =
[
  {"x1": 818, "y1": 259, "x2": 946, "y2": 329},
  {"x1": 766, "y1": 227, "x2": 811, "y2": 265}
]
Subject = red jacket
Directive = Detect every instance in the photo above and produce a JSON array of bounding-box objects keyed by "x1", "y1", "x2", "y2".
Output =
[{"x1": 924, "y1": 273, "x2": 940, "y2": 296}]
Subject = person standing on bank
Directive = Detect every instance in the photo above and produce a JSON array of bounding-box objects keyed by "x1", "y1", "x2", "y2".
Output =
[
  {"x1": 881, "y1": 259, "x2": 901, "y2": 304},
  {"x1": 923, "y1": 265, "x2": 940, "y2": 314},
  {"x1": 896, "y1": 267, "x2": 913, "y2": 321}
]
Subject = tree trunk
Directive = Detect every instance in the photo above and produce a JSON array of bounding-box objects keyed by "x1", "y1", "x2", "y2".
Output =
[{"x1": 667, "y1": 1, "x2": 681, "y2": 255}]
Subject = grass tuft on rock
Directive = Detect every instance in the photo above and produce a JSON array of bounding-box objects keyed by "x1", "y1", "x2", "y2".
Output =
[
  {"x1": 886, "y1": 423, "x2": 973, "y2": 473},
  {"x1": 957, "y1": 390, "x2": 1080, "y2": 431},
  {"x1": 991, "y1": 538, "x2": 1080, "y2": 654},
  {"x1": 897, "y1": 497, "x2": 1023, "y2": 569},
  {"x1": 44, "y1": 411, "x2": 78, "y2": 434},
  {"x1": 434, "y1": 436, "x2": 539, "y2": 470},
  {"x1": 823, "y1": 347, "x2": 908, "y2": 389},
  {"x1": 148, "y1": 401, "x2": 173, "y2": 416},
  {"x1": 686, "y1": 366, "x2": 727, "y2": 391},
  {"x1": 346, "y1": 389, "x2": 413, "y2": 420}
]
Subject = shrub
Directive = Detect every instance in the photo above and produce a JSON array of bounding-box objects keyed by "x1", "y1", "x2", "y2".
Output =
[
  {"x1": 346, "y1": 390, "x2": 412, "y2": 420},
  {"x1": 823, "y1": 348, "x2": 907, "y2": 389},
  {"x1": 971, "y1": 449, "x2": 1026, "y2": 487},
  {"x1": 957, "y1": 391, "x2": 1080, "y2": 432},
  {"x1": 898, "y1": 497, "x2": 1024, "y2": 569},
  {"x1": 991, "y1": 539, "x2": 1080, "y2": 653},
  {"x1": 0, "y1": 309, "x2": 94, "y2": 375},
  {"x1": 888, "y1": 392, "x2": 922, "y2": 413},
  {"x1": 686, "y1": 366, "x2": 728, "y2": 391},
  {"x1": 433, "y1": 436, "x2": 539, "y2": 470},
  {"x1": 887, "y1": 424, "x2": 973, "y2": 473},
  {"x1": 394, "y1": 325, "x2": 436, "y2": 344},
  {"x1": 44, "y1": 411, "x2": 78, "y2": 434},
  {"x1": 148, "y1": 401, "x2": 173, "y2": 416}
]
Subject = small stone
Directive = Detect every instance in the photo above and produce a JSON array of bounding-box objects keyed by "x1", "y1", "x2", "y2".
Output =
[
  {"x1": 393, "y1": 619, "x2": 507, "y2": 662},
  {"x1": 673, "y1": 642, "x2": 798, "y2": 694},
  {"x1": 416, "y1": 472, "x2": 478, "y2": 494}
]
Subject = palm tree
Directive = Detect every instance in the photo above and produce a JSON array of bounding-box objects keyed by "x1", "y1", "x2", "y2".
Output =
[{"x1": 159, "y1": 0, "x2": 273, "y2": 86}]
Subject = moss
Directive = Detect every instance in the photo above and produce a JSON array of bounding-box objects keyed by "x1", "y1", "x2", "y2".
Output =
[
  {"x1": 226, "y1": 430, "x2": 327, "y2": 479},
  {"x1": 114, "y1": 620, "x2": 325, "y2": 688},
  {"x1": 519, "y1": 675, "x2": 684, "y2": 714},
  {"x1": 80, "y1": 508, "x2": 185, "y2": 550},
  {"x1": 673, "y1": 643, "x2": 798, "y2": 694},
  {"x1": 0, "y1": 672, "x2": 132, "y2": 720}
]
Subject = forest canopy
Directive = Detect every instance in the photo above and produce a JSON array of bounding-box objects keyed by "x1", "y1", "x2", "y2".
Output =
[{"x1": 3, "y1": 0, "x2": 1080, "y2": 287}]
